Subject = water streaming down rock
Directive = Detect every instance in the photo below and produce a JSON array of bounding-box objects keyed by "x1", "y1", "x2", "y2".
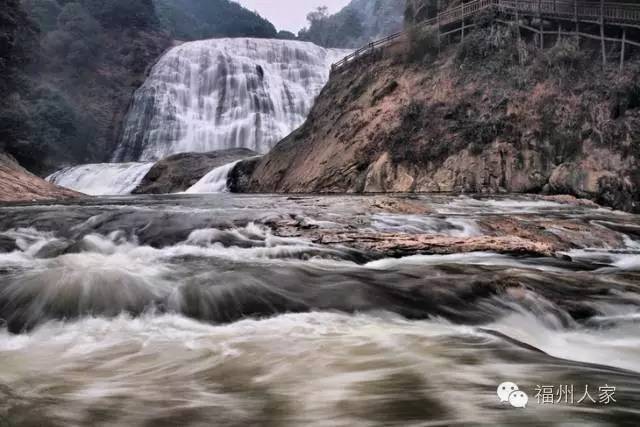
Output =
[
  {"x1": 46, "y1": 162, "x2": 154, "y2": 196},
  {"x1": 113, "y1": 38, "x2": 349, "y2": 162},
  {"x1": 185, "y1": 160, "x2": 241, "y2": 193}
]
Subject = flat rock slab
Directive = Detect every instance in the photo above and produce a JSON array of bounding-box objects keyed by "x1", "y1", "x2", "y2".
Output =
[{"x1": 314, "y1": 232, "x2": 555, "y2": 257}]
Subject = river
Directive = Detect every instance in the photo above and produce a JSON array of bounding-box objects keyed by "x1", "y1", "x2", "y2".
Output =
[{"x1": 0, "y1": 194, "x2": 639, "y2": 426}]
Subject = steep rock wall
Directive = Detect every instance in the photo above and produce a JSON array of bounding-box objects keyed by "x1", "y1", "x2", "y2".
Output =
[{"x1": 243, "y1": 27, "x2": 640, "y2": 212}]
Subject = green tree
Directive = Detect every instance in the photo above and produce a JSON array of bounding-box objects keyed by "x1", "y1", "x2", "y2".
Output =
[
  {"x1": 40, "y1": 2, "x2": 101, "y2": 68},
  {"x1": 83, "y1": 0, "x2": 157, "y2": 29},
  {"x1": 153, "y1": 0, "x2": 277, "y2": 40},
  {"x1": 57, "y1": 2, "x2": 101, "y2": 37},
  {"x1": 276, "y1": 30, "x2": 297, "y2": 40},
  {"x1": 21, "y1": 0, "x2": 62, "y2": 32}
]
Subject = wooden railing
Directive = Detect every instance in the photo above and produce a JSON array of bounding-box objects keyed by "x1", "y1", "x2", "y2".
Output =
[
  {"x1": 497, "y1": 0, "x2": 640, "y2": 23},
  {"x1": 331, "y1": 0, "x2": 640, "y2": 71}
]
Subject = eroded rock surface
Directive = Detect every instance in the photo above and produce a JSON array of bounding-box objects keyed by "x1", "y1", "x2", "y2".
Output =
[{"x1": 0, "y1": 154, "x2": 82, "y2": 203}]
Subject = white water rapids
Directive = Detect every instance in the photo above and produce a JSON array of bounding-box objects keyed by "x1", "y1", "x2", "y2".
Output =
[
  {"x1": 113, "y1": 38, "x2": 348, "y2": 161},
  {"x1": 6, "y1": 185, "x2": 640, "y2": 425}
]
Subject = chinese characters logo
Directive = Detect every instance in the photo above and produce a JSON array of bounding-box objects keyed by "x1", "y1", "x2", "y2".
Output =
[
  {"x1": 497, "y1": 382, "x2": 617, "y2": 409},
  {"x1": 534, "y1": 384, "x2": 617, "y2": 405}
]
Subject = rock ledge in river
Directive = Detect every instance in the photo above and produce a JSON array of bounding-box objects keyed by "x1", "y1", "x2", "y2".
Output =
[{"x1": 133, "y1": 149, "x2": 259, "y2": 194}]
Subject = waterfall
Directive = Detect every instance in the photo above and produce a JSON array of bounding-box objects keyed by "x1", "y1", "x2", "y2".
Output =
[
  {"x1": 46, "y1": 163, "x2": 154, "y2": 196},
  {"x1": 113, "y1": 38, "x2": 348, "y2": 162},
  {"x1": 185, "y1": 160, "x2": 241, "y2": 194}
]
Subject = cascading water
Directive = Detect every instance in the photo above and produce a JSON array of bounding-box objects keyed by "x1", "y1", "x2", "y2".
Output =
[
  {"x1": 113, "y1": 38, "x2": 349, "y2": 162},
  {"x1": 186, "y1": 160, "x2": 241, "y2": 194},
  {"x1": 46, "y1": 162, "x2": 154, "y2": 196}
]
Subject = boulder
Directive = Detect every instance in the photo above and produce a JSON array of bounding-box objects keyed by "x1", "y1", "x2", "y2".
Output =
[{"x1": 132, "y1": 149, "x2": 259, "y2": 194}]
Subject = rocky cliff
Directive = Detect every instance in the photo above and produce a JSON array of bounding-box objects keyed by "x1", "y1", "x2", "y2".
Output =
[
  {"x1": 241, "y1": 25, "x2": 640, "y2": 212},
  {"x1": 0, "y1": 153, "x2": 81, "y2": 202}
]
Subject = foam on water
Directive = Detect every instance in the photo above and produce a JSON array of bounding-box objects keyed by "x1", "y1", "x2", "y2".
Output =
[
  {"x1": 486, "y1": 309, "x2": 640, "y2": 373},
  {"x1": 46, "y1": 162, "x2": 154, "y2": 196},
  {"x1": 2, "y1": 195, "x2": 640, "y2": 424},
  {"x1": 371, "y1": 213, "x2": 481, "y2": 236},
  {"x1": 1, "y1": 310, "x2": 639, "y2": 425}
]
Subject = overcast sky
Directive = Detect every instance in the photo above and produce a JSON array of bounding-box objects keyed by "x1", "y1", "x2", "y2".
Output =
[{"x1": 236, "y1": 0, "x2": 352, "y2": 33}]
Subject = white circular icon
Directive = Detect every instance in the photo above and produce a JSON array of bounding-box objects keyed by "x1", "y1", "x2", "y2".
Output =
[
  {"x1": 497, "y1": 382, "x2": 519, "y2": 403},
  {"x1": 508, "y1": 390, "x2": 529, "y2": 408}
]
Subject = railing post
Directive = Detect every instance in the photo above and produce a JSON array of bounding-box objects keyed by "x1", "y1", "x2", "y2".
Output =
[
  {"x1": 574, "y1": 0, "x2": 579, "y2": 45},
  {"x1": 461, "y1": 0, "x2": 466, "y2": 41},
  {"x1": 620, "y1": 28, "x2": 626, "y2": 72},
  {"x1": 515, "y1": 0, "x2": 520, "y2": 42},
  {"x1": 538, "y1": 0, "x2": 543, "y2": 49},
  {"x1": 600, "y1": 0, "x2": 606, "y2": 67},
  {"x1": 437, "y1": 12, "x2": 441, "y2": 52}
]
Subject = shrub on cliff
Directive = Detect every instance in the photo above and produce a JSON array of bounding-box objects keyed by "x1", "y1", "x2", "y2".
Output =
[
  {"x1": 406, "y1": 27, "x2": 439, "y2": 63},
  {"x1": 535, "y1": 38, "x2": 587, "y2": 83},
  {"x1": 455, "y1": 25, "x2": 520, "y2": 72}
]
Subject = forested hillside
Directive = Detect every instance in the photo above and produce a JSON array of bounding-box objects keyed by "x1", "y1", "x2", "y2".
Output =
[
  {"x1": 0, "y1": 0, "x2": 38, "y2": 165},
  {"x1": 153, "y1": 0, "x2": 277, "y2": 41},
  {"x1": 0, "y1": 0, "x2": 167, "y2": 174},
  {"x1": 299, "y1": 0, "x2": 404, "y2": 48},
  {"x1": 0, "y1": 0, "x2": 280, "y2": 175}
]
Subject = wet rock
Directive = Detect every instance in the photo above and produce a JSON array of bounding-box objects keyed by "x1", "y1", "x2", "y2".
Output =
[
  {"x1": 541, "y1": 194, "x2": 600, "y2": 208},
  {"x1": 313, "y1": 232, "x2": 555, "y2": 257},
  {"x1": 228, "y1": 156, "x2": 262, "y2": 193},
  {"x1": 34, "y1": 239, "x2": 73, "y2": 259},
  {"x1": 133, "y1": 149, "x2": 259, "y2": 194},
  {"x1": 0, "y1": 235, "x2": 17, "y2": 253}
]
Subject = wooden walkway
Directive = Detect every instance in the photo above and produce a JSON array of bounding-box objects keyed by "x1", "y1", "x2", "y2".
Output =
[{"x1": 332, "y1": 0, "x2": 640, "y2": 71}]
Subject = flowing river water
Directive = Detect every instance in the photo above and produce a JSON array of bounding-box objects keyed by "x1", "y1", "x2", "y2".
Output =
[{"x1": 0, "y1": 194, "x2": 639, "y2": 426}]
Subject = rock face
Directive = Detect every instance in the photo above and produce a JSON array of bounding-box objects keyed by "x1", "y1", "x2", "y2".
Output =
[
  {"x1": 243, "y1": 25, "x2": 640, "y2": 212},
  {"x1": 132, "y1": 149, "x2": 258, "y2": 194},
  {"x1": 228, "y1": 156, "x2": 262, "y2": 193},
  {"x1": 0, "y1": 153, "x2": 82, "y2": 202}
]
